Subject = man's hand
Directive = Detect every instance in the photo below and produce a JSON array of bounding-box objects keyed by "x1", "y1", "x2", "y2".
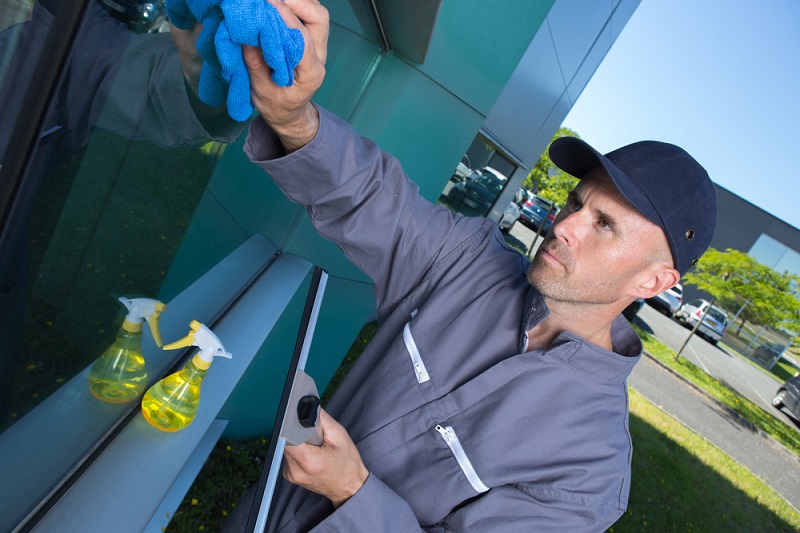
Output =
[
  {"x1": 243, "y1": 0, "x2": 329, "y2": 152},
  {"x1": 283, "y1": 409, "x2": 369, "y2": 508}
]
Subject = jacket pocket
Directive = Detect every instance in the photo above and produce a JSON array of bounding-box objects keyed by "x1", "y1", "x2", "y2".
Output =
[
  {"x1": 435, "y1": 424, "x2": 489, "y2": 494},
  {"x1": 403, "y1": 315, "x2": 430, "y2": 384}
]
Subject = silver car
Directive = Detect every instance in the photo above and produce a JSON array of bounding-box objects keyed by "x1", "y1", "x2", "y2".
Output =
[
  {"x1": 676, "y1": 299, "x2": 729, "y2": 345},
  {"x1": 647, "y1": 282, "x2": 683, "y2": 316}
]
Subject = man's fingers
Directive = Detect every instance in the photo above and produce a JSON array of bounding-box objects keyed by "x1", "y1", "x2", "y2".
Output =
[
  {"x1": 282, "y1": 0, "x2": 329, "y2": 63},
  {"x1": 242, "y1": 45, "x2": 268, "y2": 74},
  {"x1": 266, "y1": 0, "x2": 329, "y2": 65}
]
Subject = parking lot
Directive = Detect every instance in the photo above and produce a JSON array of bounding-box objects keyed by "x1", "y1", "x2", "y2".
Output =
[{"x1": 632, "y1": 304, "x2": 800, "y2": 431}]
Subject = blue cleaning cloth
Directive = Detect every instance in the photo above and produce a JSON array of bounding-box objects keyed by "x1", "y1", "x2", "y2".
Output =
[{"x1": 164, "y1": 0, "x2": 304, "y2": 122}]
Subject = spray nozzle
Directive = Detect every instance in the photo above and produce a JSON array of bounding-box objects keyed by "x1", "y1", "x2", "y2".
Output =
[
  {"x1": 163, "y1": 320, "x2": 232, "y2": 368},
  {"x1": 119, "y1": 297, "x2": 167, "y2": 347}
]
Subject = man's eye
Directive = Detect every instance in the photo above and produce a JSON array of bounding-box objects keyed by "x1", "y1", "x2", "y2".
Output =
[
  {"x1": 568, "y1": 198, "x2": 581, "y2": 210},
  {"x1": 598, "y1": 218, "x2": 612, "y2": 231}
]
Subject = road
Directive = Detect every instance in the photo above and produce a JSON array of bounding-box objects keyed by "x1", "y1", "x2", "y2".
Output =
[
  {"x1": 504, "y1": 218, "x2": 545, "y2": 257},
  {"x1": 632, "y1": 304, "x2": 800, "y2": 431}
]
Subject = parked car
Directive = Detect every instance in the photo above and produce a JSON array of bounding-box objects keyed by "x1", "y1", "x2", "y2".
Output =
[
  {"x1": 498, "y1": 201, "x2": 520, "y2": 231},
  {"x1": 446, "y1": 167, "x2": 507, "y2": 217},
  {"x1": 675, "y1": 299, "x2": 729, "y2": 345},
  {"x1": 753, "y1": 342, "x2": 786, "y2": 367},
  {"x1": 450, "y1": 155, "x2": 472, "y2": 182},
  {"x1": 498, "y1": 188, "x2": 532, "y2": 231},
  {"x1": 647, "y1": 282, "x2": 684, "y2": 316},
  {"x1": 773, "y1": 373, "x2": 800, "y2": 420},
  {"x1": 99, "y1": 0, "x2": 168, "y2": 33},
  {"x1": 519, "y1": 195, "x2": 559, "y2": 233},
  {"x1": 622, "y1": 298, "x2": 645, "y2": 321}
]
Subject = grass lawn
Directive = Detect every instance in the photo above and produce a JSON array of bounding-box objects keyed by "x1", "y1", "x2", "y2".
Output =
[
  {"x1": 613, "y1": 389, "x2": 800, "y2": 531},
  {"x1": 168, "y1": 321, "x2": 800, "y2": 531},
  {"x1": 633, "y1": 325, "x2": 800, "y2": 457}
]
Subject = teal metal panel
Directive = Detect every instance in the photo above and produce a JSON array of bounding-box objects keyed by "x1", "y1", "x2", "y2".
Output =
[
  {"x1": 314, "y1": 23, "x2": 384, "y2": 121},
  {"x1": 283, "y1": 216, "x2": 372, "y2": 284},
  {"x1": 417, "y1": 0, "x2": 556, "y2": 115},
  {"x1": 348, "y1": 54, "x2": 486, "y2": 201},
  {"x1": 325, "y1": 0, "x2": 380, "y2": 44},
  {"x1": 219, "y1": 274, "x2": 375, "y2": 438},
  {"x1": 207, "y1": 136, "x2": 302, "y2": 248}
]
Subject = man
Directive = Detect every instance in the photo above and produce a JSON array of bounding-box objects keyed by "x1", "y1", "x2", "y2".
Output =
[{"x1": 231, "y1": 0, "x2": 717, "y2": 530}]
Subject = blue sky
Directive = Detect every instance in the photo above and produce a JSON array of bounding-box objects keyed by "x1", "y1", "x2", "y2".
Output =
[{"x1": 562, "y1": 0, "x2": 800, "y2": 230}]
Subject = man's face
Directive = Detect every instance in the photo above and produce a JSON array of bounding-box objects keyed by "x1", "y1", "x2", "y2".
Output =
[{"x1": 527, "y1": 168, "x2": 671, "y2": 306}]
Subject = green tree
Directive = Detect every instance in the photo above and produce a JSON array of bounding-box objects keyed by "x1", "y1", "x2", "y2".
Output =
[
  {"x1": 683, "y1": 248, "x2": 800, "y2": 334},
  {"x1": 523, "y1": 127, "x2": 580, "y2": 206}
]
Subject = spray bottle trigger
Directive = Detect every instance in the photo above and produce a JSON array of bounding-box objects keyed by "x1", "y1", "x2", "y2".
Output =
[
  {"x1": 162, "y1": 330, "x2": 196, "y2": 351},
  {"x1": 147, "y1": 302, "x2": 167, "y2": 347}
]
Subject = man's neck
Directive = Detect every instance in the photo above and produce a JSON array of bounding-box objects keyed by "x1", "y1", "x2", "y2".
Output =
[{"x1": 526, "y1": 298, "x2": 619, "y2": 352}]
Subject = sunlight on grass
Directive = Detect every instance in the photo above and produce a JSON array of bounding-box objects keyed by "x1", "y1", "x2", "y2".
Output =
[{"x1": 616, "y1": 389, "x2": 800, "y2": 531}]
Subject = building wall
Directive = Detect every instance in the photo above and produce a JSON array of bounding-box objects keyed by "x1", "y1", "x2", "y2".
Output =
[
  {"x1": 683, "y1": 184, "x2": 800, "y2": 302},
  {"x1": 484, "y1": 0, "x2": 642, "y2": 221},
  {"x1": 713, "y1": 184, "x2": 800, "y2": 254}
]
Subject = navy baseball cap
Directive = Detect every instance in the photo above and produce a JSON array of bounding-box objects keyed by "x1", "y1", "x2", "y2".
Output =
[{"x1": 549, "y1": 137, "x2": 717, "y2": 275}]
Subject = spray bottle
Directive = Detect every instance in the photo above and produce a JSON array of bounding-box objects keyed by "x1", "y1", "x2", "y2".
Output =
[
  {"x1": 88, "y1": 297, "x2": 166, "y2": 403},
  {"x1": 141, "y1": 320, "x2": 232, "y2": 432}
]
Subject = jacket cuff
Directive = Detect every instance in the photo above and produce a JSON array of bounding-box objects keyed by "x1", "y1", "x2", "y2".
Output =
[{"x1": 311, "y1": 474, "x2": 420, "y2": 532}]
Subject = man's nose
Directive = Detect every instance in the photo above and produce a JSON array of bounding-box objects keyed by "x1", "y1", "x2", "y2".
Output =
[{"x1": 552, "y1": 209, "x2": 587, "y2": 246}]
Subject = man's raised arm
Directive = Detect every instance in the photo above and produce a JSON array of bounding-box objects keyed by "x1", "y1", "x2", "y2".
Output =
[{"x1": 243, "y1": 0, "x2": 329, "y2": 153}]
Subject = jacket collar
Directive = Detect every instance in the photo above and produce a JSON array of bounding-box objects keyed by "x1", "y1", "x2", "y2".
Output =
[{"x1": 522, "y1": 286, "x2": 642, "y2": 383}]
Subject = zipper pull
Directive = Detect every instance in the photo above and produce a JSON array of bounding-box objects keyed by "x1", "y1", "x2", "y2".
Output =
[
  {"x1": 415, "y1": 362, "x2": 429, "y2": 382},
  {"x1": 435, "y1": 424, "x2": 453, "y2": 443}
]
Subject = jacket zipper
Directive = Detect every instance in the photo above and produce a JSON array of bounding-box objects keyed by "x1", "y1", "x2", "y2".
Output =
[
  {"x1": 435, "y1": 425, "x2": 489, "y2": 494},
  {"x1": 403, "y1": 321, "x2": 430, "y2": 383}
]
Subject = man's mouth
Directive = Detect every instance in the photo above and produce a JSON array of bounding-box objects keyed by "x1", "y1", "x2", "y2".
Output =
[{"x1": 539, "y1": 241, "x2": 568, "y2": 269}]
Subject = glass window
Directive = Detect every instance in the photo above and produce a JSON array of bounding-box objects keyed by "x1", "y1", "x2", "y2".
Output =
[
  {"x1": 0, "y1": 2, "x2": 250, "y2": 529},
  {"x1": 444, "y1": 134, "x2": 519, "y2": 219},
  {"x1": 486, "y1": 151, "x2": 516, "y2": 181},
  {"x1": 708, "y1": 308, "x2": 727, "y2": 324}
]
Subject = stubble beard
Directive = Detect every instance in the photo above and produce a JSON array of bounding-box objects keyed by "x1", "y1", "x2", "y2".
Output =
[{"x1": 527, "y1": 240, "x2": 627, "y2": 306}]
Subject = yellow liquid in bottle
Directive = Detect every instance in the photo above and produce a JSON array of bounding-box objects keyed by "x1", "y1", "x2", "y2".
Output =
[
  {"x1": 88, "y1": 329, "x2": 147, "y2": 403},
  {"x1": 141, "y1": 358, "x2": 207, "y2": 432}
]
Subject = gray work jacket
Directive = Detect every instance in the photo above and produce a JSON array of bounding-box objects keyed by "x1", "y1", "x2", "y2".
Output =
[{"x1": 245, "y1": 106, "x2": 642, "y2": 532}]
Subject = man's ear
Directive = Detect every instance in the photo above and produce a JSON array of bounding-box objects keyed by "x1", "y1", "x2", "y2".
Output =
[{"x1": 633, "y1": 265, "x2": 680, "y2": 299}]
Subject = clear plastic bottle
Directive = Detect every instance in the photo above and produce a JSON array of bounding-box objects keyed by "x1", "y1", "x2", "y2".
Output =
[
  {"x1": 141, "y1": 320, "x2": 231, "y2": 432},
  {"x1": 88, "y1": 297, "x2": 166, "y2": 403},
  {"x1": 141, "y1": 354, "x2": 207, "y2": 432}
]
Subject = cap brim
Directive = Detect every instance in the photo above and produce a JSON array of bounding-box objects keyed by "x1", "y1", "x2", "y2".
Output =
[{"x1": 549, "y1": 137, "x2": 664, "y2": 231}]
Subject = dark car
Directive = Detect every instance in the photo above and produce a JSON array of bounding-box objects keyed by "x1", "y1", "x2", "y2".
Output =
[
  {"x1": 446, "y1": 167, "x2": 506, "y2": 217},
  {"x1": 622, "y1": 298, "x2": 645, "y2": 321},
  {"x1": 519, "y1": 195, "x2": 558, "y2": 233},
  {"x1": 99, "y1": 0, "x2": 167, "y2": 33},
  {"x1": 773, "y1": 374, "x2": 800, "y2": 420},
  {"x1": 753, "y1": 342, "x2": 785, "y2": 367}
]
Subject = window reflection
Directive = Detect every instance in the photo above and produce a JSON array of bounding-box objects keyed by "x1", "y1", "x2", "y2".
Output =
[
  {"x1": 749, "y1": 233, "x2": 800, "y2": 277},
  {"x1": 440, "y1": 135, "x2": 517, "y2": 219},
  {"x1": 0, "y1": 1, "x2": 247, "y2": 528}
]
